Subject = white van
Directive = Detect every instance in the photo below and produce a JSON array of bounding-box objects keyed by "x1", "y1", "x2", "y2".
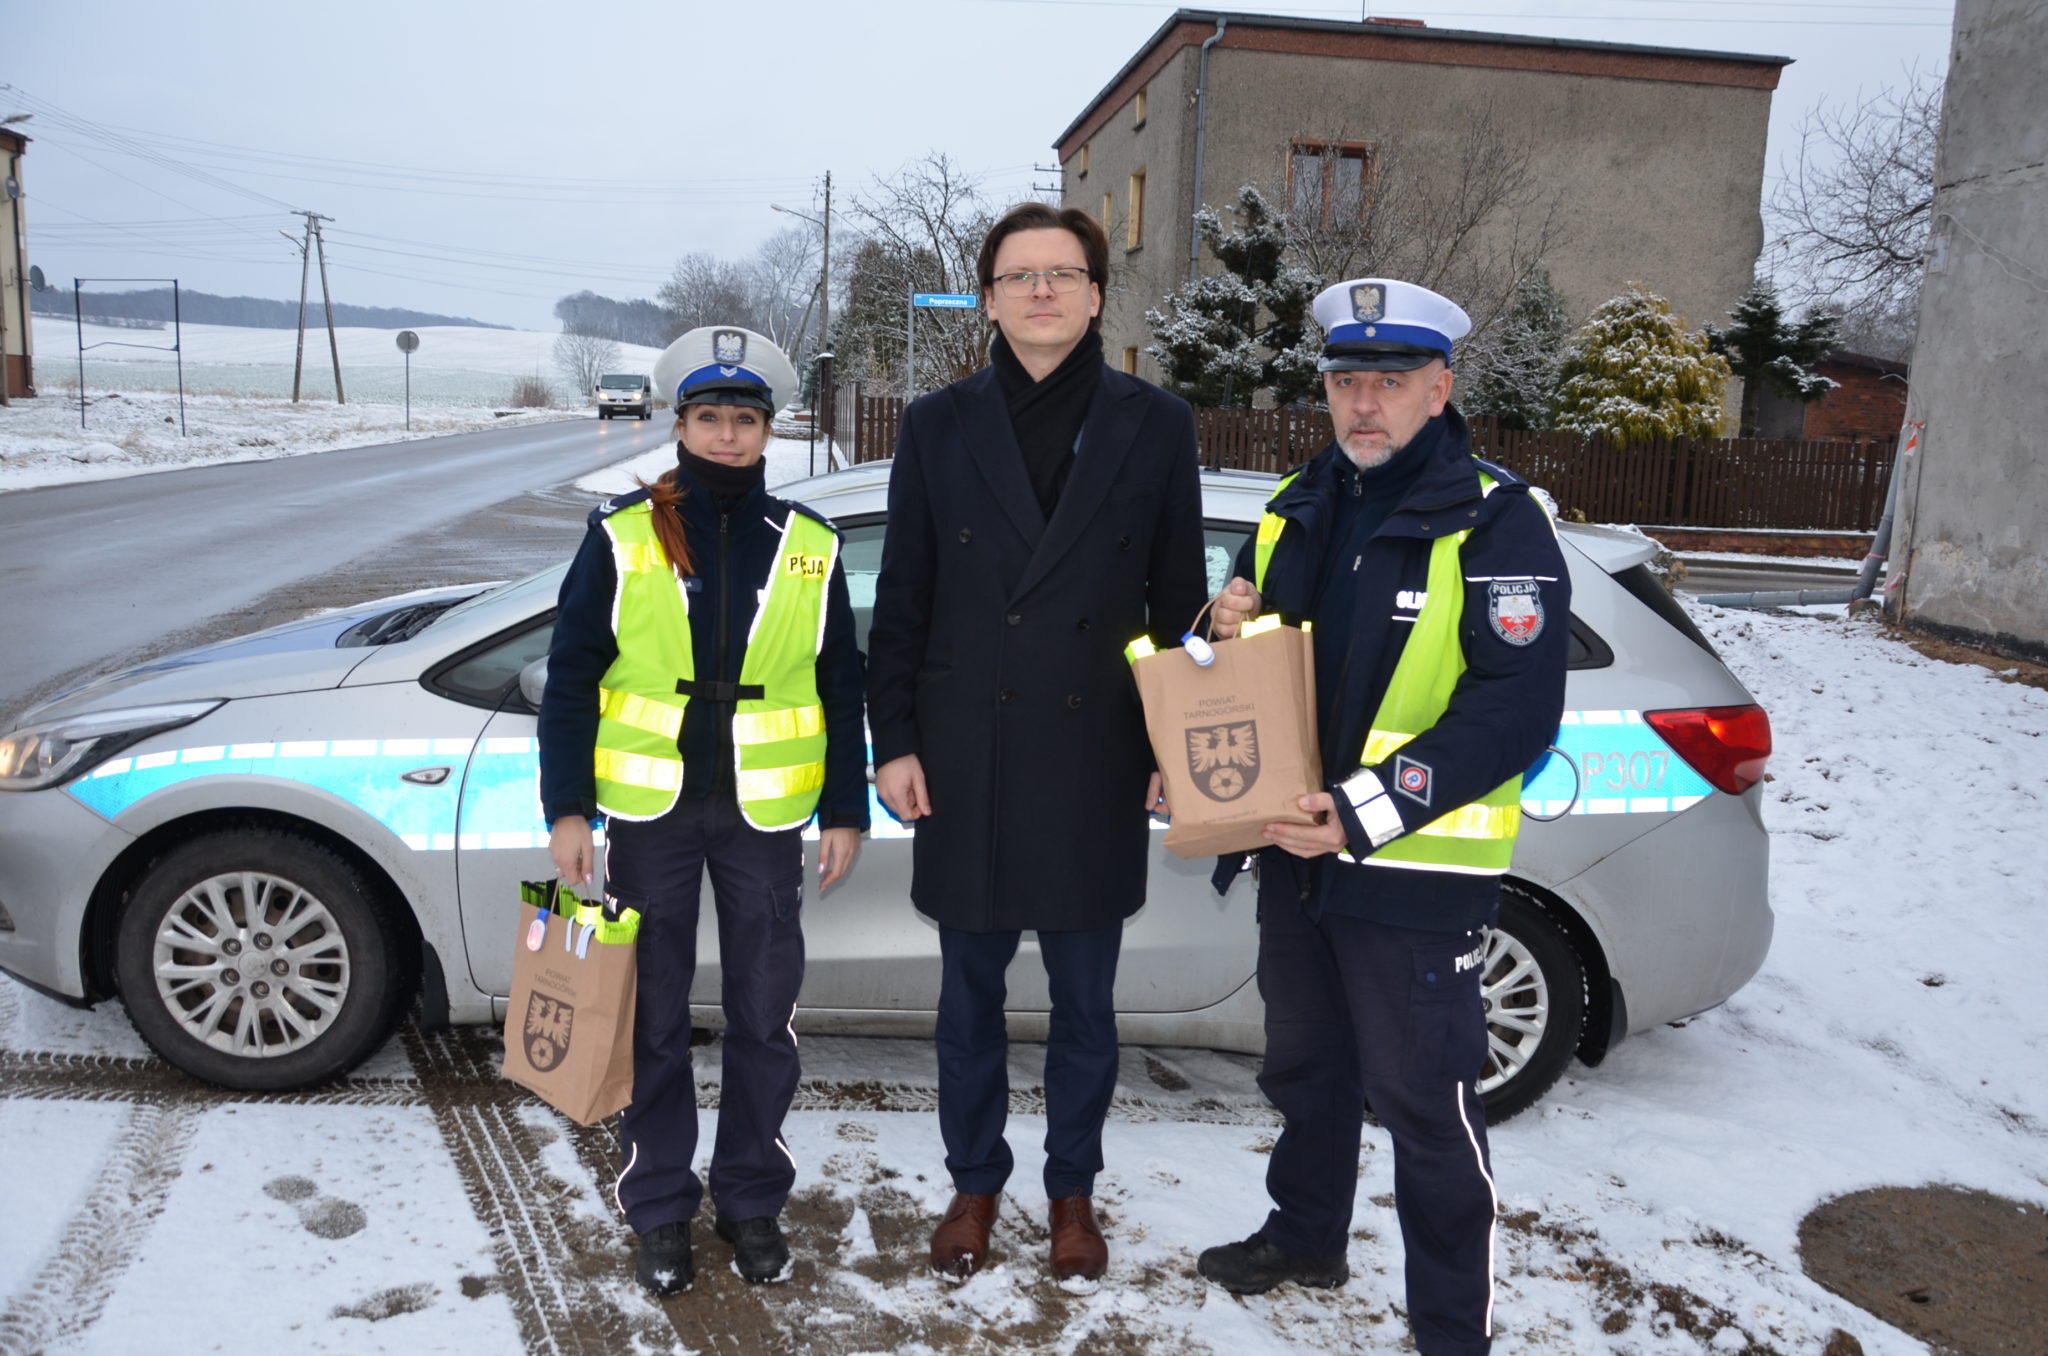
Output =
[{"x1": 595, "y1": 373, "x2": 652, "y2": 420}]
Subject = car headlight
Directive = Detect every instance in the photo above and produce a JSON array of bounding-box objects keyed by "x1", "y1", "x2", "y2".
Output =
[{"x1": 0, "y1": 701, "x2": 224, "y2": 792}]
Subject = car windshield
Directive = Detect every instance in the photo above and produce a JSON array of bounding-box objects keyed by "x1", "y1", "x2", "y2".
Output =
[{"x1": 598, "y1": 374, "x2": 644, "y2": 389}]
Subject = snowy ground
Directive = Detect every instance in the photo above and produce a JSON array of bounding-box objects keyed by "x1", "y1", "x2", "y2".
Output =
[
  {"x1": 0, "y1": 318, "x2": 670, "y2": 494},
  {"x1": 3, "y1": 599, "x2": 2044, "y2": 1353}
]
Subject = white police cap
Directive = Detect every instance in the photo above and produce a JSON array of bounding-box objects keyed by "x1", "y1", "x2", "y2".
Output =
[
  {"x1": 1312, "y1": 278, "x2": 1471, "y2": 371},
  {"x1": 651, "y1": 325, "x2": 798, "y2": 414}
]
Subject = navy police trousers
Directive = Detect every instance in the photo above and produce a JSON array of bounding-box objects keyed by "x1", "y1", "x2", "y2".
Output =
[
  {"x1": 603, "y1": 796, "x2": 805, "y2": 1236},
  {"x1": 1257, "y1": 867, "x2": 1499, "y2": 1356},
  {"x1": 936, "y1": 921, "x2": 1122, "y2": 1200}
]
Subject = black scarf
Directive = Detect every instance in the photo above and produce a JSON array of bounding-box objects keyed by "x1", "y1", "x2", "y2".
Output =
[
  {"x1": 676, "y1": 443, "x2": 766, "y2": 512},
  {"x1": 991, "y1": 328, "x2": 1104, "y2": 519}
]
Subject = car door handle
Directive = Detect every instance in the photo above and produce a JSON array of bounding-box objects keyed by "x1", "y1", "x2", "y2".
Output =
[{"x1": 401, "y1": 766, "x2": 452, "y2": 786}]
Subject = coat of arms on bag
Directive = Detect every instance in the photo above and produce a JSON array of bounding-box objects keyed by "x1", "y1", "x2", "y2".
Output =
[
  {"x1": 1188, "y1": 721, "x2": 1260, "y2": 801},
  {"x1": 522, "y1": 993, "x2": 574, "y2": 1071},
  {"x1": 1487, "y1": 580, "x2": 1544, "y2": 646}
]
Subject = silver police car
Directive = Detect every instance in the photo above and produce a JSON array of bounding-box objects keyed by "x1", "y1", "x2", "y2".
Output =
[{"x1": 0, "y1": 464, "x2": 1773, "y2": 1120}]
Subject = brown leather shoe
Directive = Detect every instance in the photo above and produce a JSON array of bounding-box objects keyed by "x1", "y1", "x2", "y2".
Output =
[
  {"x1": 929, "y1": 1192, "x2": 1000, "y2": 1281},
  {"x1": 1049, "y1": 1194, "x2": 1108, "y2": 1286}
]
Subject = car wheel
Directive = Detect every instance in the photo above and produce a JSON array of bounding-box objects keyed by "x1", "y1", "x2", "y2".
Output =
[
  {"x1": 1476, "y1": 886, "x2": 1587, "y2": 1122},
  {"x1": 599, "y1": 409, "x2": 609, "y2": 420},
  {"x1": 114, "y1": 829, "x2": 415, "y2": 1091}
]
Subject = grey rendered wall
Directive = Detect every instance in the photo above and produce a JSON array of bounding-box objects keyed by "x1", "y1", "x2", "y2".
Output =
[
  {"x1": 1066, "y1": 45, "x2": 1200, "y2": 383},
  {"x1": 1895, "y1": 0, "x2": 2048, "y2": 661},
  {"x1": 1076, "y1": 44, "x2": 1773, "y2": 383}
]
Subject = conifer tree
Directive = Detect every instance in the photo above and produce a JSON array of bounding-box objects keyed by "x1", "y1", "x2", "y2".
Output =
[
  {"x1": 1145, "y1": 186, "x2": 1323, "y2": 408},
  {"x1": 1458, "y1": 266, "x2": 1571, "y2": 430},
  {"x1": 1552, "y1": 286, "x2": 1731, "y2": 444},
  {"x1": 1706, "y1": 276, "x2": 1840, "y2": 436}
]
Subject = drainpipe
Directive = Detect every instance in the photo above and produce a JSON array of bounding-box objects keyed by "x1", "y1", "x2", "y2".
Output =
[{"x1": 1188, "y1": 17, "x2": 1228, "y2": 284}]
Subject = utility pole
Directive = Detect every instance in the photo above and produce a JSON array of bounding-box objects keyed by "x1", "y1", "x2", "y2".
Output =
[
  {"x1": 288, "y1": 220, "x2": 312, "y2": 402},
  {"x1": 818, "y1": 170, "x2": 832, "y2": 362},
  {"x1": 308, "y1": 212, "x2": 344, "y2": 404}
]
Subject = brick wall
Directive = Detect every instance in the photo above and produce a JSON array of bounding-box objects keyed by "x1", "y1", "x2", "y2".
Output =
[{"x1": 1804, "y1": 358, "x2": 1910, "y2": 442}]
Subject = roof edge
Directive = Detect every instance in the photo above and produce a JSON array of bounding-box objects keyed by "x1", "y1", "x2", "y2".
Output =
[{"x1": 1053, "y1": 7, "x2": 1793, "y2": 153}]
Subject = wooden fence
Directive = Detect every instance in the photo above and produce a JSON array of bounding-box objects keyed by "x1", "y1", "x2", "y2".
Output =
[{"x1": 829, "y1": 386, "x2": 1898, "y2": 531}]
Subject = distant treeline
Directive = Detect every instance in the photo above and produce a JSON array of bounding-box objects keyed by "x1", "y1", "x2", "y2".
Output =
[
  {"x1": 30, "y1": 288, "x2": 509, "y2": 331},
  {"x1": 555, "y1": 290, "x2": 681, "y2": 349}
]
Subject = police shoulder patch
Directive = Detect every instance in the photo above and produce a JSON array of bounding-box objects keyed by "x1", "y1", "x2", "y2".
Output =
[
  {"x1": 779, "y1": 497, "x2": 839, "y2": 533},
  {"x1": 588, "y1": 487, "x2": 652, "y2": 527},
  {"x1": 1392, "y1": 753, "x2": 1433, "y2": 808},
  {"x1": 1487, "y1": 579, "x2": 1544, "y2": 646}
]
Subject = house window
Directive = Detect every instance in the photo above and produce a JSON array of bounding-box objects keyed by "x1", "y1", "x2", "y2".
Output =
[
  {"x1": 1288, "y1": 140, "x2": 1375, "y2": 228},
  {"x1": 1127, "y1": 171, "x2": 1145, "y2": 251},
  {"x1": 1122, "y1": 347, "x2": 1139, "y2": 374},
  {"x1": 1100, "y1": 191, "x2": 1113, "y2": 231},
  {"x1": 1134, "y1": 86, "x2": 1148, "y2": 128},
  {"x1": 1078, "y1": 142, "x2": 1090, "y2": 177}
]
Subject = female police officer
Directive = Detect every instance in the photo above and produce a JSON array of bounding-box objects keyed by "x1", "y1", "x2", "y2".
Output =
[{"x1": 538, "y1": 326, "x2": 868, "y2": 1296}]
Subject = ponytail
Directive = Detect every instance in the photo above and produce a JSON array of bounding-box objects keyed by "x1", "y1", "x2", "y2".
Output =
[{"x1": 635, "y1": 470, "x2": 696, "y2": 577}]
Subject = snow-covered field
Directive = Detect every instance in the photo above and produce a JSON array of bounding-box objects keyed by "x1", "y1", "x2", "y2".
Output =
[
  {"x1": 0, "y1": 318, "x2": 669, "y2": 494},
  {"x1": 29, "y1": 314, "x2": 666, "y2": 406},
  {"x1": 3, "y1": 603, "x2": 2044, "y2": 1354}
]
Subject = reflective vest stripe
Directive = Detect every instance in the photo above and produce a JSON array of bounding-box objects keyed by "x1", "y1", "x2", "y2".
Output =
[
  {"x1": 730, "y1": 512, "x2": 836, "y2": 831},
  {"x1": 731, "y1": 703, "x2": 825, "y2": 746},
  {"x1": 593, "y1": 746, "x2": 684, "y2": 795},
  {"x1": 598, "y1": 686, "x2": 684, "y2": 741},
  {"x1": 593, "y1": 501, "x2": 835, "y2": 828},
  {"x1": 735, "y1": 760, "x2": 826, "y2": 804},
  {"x1": 1253, "y1": 459, "x2": 1523, "y2": 876}
]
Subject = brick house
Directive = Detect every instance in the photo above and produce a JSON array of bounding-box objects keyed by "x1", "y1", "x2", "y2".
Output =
[{"x1": 1756, "y1": 351, "x2": 1910, "y2": 442}]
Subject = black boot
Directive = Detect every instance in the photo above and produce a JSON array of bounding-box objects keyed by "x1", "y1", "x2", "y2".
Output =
[
  {"x1": 635, "y1": 1221, "x2": 693, "y2": 1297},
  {"x1": 1196, "y1": 1231, "x2": 1348, "y2": 1295},
  {"x1": 716, "y1": 1215, "x2": 793, "y2": 1284}
]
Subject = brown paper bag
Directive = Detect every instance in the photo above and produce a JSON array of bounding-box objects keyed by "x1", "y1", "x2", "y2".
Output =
[
  {"x1": 501, "y1": 881, "x2": 640, "y2": 1125},
  {"x1": 1129, "y1": 615, "x2": 1324, "y2": 858}
]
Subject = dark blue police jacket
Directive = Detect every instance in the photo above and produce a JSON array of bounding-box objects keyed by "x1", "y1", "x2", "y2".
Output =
[
  {"x1": 537, "y1": 459, "x2": 870, "y2": 833},
  {"x1": 1223, "y1": 406, "x2": 1569, "y2": 932}
]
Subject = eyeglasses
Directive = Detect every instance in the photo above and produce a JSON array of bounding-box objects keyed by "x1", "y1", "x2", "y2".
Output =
[{"x1": 991, "y1": 267, "x2": 1091, "y2": 298}]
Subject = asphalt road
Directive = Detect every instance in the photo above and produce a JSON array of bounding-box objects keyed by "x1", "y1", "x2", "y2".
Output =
[{"x1": 0, "y1": 415, "x2": 669, "y2": 723}]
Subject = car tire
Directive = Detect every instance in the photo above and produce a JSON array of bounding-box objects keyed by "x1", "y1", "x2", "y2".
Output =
[
  {"x1": 599, "y1": 409, "x2": 610, "y2": 420},
  {"x1": 114, "y1": 829, "x2": 415, "y2": 1092},
  {"x1": 1476, "y1": 886, "x2": 1587, "y2": 1122}
]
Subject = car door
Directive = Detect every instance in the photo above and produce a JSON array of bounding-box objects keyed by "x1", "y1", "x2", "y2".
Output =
[{"x1": 788, "y1": 515, "x2": 1259, "y2": 1016}]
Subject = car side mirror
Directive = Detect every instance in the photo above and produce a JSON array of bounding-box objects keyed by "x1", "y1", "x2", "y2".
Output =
[{"x1": 519, "y1": 657, "x2": 548, "y2": 709}]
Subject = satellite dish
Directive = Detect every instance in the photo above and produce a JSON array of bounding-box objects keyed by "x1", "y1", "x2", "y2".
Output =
[
  {"x1": 2, "y1": 173, "x2": 18, "y2": 201},
  {"x1": 395, "y1": 330, "x2": 420, "y2": 354},
  {"x1": 28, "y1": 264, "x2": 46, "y2": 291}
]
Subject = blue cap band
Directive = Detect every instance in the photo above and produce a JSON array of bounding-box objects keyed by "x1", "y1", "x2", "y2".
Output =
[
  {"x1": 677, "y1": 362, "x2": 768, "y2": 397},
  {"x1": 1323, "y1": 321, "x2": 1450, "y2": 355}
]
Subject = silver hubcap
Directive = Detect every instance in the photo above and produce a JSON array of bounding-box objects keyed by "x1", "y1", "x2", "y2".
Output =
[
  {"x1": 1477, "y1": 926, "x2": 1549, "y2": 1095},
  {"x1": 151, "y1": 871, "x2": 351, "y2": 1057}
]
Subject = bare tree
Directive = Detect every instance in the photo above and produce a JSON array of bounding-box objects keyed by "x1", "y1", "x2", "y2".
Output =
[
  {"x1": 554, "y1": 331, "x2": 620, "y2": 399},
  {"x1": 1767, "y1": 72, "x2": 1940, "y2": 361},
  {"x1": 837, "y1": 153, "x2": 1005, "y2": 393},
  {"x1": 749, "y1": 224, "x2": 824, "y2": 356},
  {"x1": 1154, "y1": 105, "x2": 1566, "y2": 408},
  {"x1": 657, "y1": 252, "x2": 759, "y2": 333}
]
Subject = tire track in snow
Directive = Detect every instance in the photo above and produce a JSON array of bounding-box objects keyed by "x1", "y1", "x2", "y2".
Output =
[
  {"x1": 401, "y1": 1025, "x2": 655, "y2": 1356},
  {"x1": 0, "y1": 1102, "x2": 201, "y2": 1356}
]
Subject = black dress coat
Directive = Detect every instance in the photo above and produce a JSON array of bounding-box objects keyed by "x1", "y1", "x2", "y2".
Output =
[{"x1": 865, "y1": 362, "x2": 1209, "y2": 933}]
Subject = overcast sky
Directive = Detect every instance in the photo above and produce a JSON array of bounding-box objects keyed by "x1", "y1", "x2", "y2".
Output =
[{"x1": 6, "y1": 0, "x2": 1957, "y2": 333}]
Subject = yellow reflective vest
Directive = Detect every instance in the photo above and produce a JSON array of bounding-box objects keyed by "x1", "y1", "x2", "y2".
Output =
[
  {"x1": 592, "y1": 500, "x2": 836, "y2": 831},
  {"x1": 1254, "y1": 467, "x2": 1522, "y2": 876}
]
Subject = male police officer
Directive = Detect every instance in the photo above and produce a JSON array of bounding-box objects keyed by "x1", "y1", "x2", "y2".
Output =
[{"x1": 1198, "y1": 279, "x2": 1569, "y2": 1356}]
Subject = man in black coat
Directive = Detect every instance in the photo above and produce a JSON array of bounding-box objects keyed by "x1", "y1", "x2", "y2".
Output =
[{"x1": 866, "y1": 203, "x2": 1208, "y2": 1289}]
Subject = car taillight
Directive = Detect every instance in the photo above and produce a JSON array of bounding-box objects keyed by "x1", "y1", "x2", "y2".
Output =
[{"x1": 1643, "y1": 704, "x2": 1772, "y2": 795}]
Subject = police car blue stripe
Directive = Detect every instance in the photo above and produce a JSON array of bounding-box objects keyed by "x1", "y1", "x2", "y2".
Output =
[{"x1": 66, "y1": 736, "x2": 553, "y2": 850}]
